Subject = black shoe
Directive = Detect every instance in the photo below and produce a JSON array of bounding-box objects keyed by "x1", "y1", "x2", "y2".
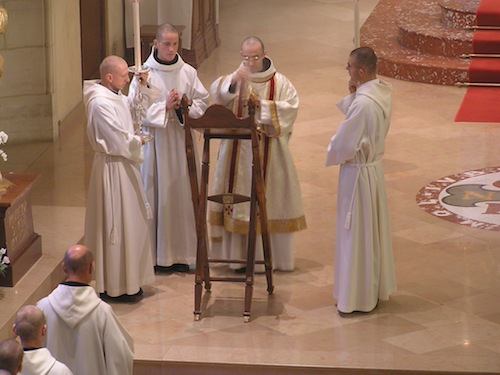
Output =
[
  {"x1": 155, "y1": 264, "x2": 190, "y2": 273},
  {"x1": 99, "y1": 292, "x2": 136, "y2": 303},
  {"x1": 171, "y1": 263, "x2": 190, "y2": 272},
  {"x1": 235, "y1": 267, "x2": 246, "y2": 274},
  {"x1": 338, "y1": 301, "x2": 379, "y2": 317}
]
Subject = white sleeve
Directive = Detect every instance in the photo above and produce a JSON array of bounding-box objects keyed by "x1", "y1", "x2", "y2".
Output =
[
  {"x1": 87, "y1": 99, "x2": 143, "y2": 163},
  {"x1": 210, "y1": 73, "x2": 238, "y2": 105},
  {"x1": 258, "y1": 75, "x2": 299, "y2": 138},
  {"x1": 325, "y1": 97, "x2": 369, "y2": 167}
]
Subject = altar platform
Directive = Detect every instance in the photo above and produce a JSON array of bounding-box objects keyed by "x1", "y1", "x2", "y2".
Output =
[{"x1": 0, "y1": 1, "x2": 499, "y2": 374}]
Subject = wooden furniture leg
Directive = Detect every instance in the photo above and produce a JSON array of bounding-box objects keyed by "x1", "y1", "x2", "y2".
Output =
[
  {"x1": 200, "y1": 137, "x2": 212, "y2": 292},
  {"x1": 243, "y1": 172, "x2": 258, "y2": 322},
  {"x1": 250, "y1": 131, "x2": 274, "y2": 295}
]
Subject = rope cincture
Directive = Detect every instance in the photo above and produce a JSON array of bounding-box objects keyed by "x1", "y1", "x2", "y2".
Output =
[{"x1": 343, "y1": 160, "x2": 380, "y2": 230}]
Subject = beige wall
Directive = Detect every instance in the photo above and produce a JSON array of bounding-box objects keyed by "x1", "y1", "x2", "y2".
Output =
[
  {"x1": 46, "y1": 0, "x2": 82, "y2": 139},
  {"x1": 106, "y1": 0, "x2": 125, "y2": 57},
  {"x1": 0, "y1": 0, "x2": 162, "y2": 143},
  {"x1": 0, "y1": 0, "x2": 81, "y2": 144}
]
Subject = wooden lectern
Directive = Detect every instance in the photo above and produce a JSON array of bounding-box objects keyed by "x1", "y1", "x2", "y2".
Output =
[
  {"x1": 0, "y1": 173, "x2": 41, "y2": 287},
  {"x1": 182, "y1": 96, "x2": 273, "y2": 322}
]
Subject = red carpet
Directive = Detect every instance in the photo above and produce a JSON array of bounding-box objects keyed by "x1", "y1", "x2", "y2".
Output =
[
  {"x1": 455, "y1": 87, "x2": 500, "y2": 122},
  {"x1": 468, "y1": 58, "x2": 500, "y2": 82},
  {"x1": 455, "y1": 0, "x2": 500, "y2": 122},
  {"x1": 476, "y1": 0, "x2": 500, "y2": 26},
  {"x1": 473, "y1": 30, "x2": 500, "y2": 54}
]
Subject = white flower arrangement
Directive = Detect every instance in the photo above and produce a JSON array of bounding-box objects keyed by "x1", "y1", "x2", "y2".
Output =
[
  {"x1": 0, "y1": 131, "x2": 8, "y2": 162},
  {"x1": 0, "y1": 247, "x2": 9, "y2": 276}
]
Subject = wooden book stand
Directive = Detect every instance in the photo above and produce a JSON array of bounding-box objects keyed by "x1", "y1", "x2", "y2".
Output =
[{"x1": 182, "y1": 95, "x2": 274, "y2": 322}]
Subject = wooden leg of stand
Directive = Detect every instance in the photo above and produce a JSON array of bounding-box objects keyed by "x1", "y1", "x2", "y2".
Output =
[
  {"x1": 185, "y1": 127, "x2": 204, "y2": 320},
  {"x1": 193, "y1": 136, "x2": 212, "y2": 320},
  {"x1": 243, "y1": 282, "x2": 253, "y2": 323},
  {"x1": 193, "y1": 184, "x2": 205, "y2": 320},
  {"x1": 203, "y1": 232, "x2": 211, "y2": 291},
  {"x1": 251, "y1": 132, "x2": 273, "y2": 295},
  {"x1": 194, "y1": 281, "x2": 202, "y2": 321},
  {"x1": 243, "y1": 173, "x2": 259, "y2": 322},
  {"x1": 200, "y1": 137, "x2": 212, "y2": 292},
  {"x1": 194, "y1": 213, "x2": 208, "y2": 320},
  {"x1": 258, "y1": 205, "x2": 273, "y2": 295},
  {"x1": 256, "y1": 181, "x2": 273, "y2": 294}
]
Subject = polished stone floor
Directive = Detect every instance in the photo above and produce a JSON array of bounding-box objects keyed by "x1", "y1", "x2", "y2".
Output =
[{"x1": 1, "y1": 0, "x2": 500, "y2": 373}]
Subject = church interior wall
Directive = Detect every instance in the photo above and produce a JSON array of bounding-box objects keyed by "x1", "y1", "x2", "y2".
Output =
[
  {"x1": 123, "y1": 0, "x2": 158, "y2": 49},
  {"x1": 105, "y1": 0, "x2": 157, "y2": 60},
  {"x1": 138, "y1": 0, "x2": 158, "y2": 26},
  {"x1": 106, "y1": 0, "x2": 125, "y2": 56},
  {"x1": 45, "y1": 0, "x2": 82, "y2": 140},
  {"x1": 0, "y1": 0, "x2": 81, "y2": 144}
]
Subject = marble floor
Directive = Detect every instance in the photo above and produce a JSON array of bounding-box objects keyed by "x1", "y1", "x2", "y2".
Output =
[{"x1": 1, "y1": 0, "x2": 500, "y2": 373}]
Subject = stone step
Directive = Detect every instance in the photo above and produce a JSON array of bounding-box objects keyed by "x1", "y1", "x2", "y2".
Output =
[
  {"x1": 439, "y1": 0, "x2": 480, "y2": 28},
  {"x1": 361, "y1": 0, "x2": 469, "y2": 85},
  {"x1": 397, "y1": 0, "x2": 474, "y2": 57}
]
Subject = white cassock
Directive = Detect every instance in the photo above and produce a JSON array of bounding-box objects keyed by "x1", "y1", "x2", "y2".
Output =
[
  {"x1": 325, "y1": 78, "x2": 397, "y2": 313},
  {"x1": 83, "y1": 80, "x2": 160, "y2": 296},
  {"x1": 209, "y1": 57, "x2": 307, "y2": 271},
  {"x1": 37, "y1": 284, "x2": 134, "y2": 375},
  {"x1": 129, "y1": 51, "x2": 209, "y2": 267},
  {"x1": 20, "y1": 348, "x2": 73, "y2": 375}
]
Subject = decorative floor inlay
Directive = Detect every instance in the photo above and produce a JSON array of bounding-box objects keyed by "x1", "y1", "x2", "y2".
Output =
[{"x1": 417, "y1": 167, "x2": 500, "y2": 230}]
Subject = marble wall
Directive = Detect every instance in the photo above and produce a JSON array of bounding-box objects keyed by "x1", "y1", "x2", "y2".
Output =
[{"x1": 0, "y1": 0, "x2": 81, "y2": 143}]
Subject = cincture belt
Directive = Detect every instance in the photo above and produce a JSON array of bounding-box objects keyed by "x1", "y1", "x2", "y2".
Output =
[{"x1": 343, "y1": 160, "x2": 380, "y2": 230}]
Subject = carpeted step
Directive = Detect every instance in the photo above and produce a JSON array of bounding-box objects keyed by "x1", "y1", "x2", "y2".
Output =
[
  {"x1": 468, "y1": 57, "x2": 500, "y2": 82},
  {"x1": 476, "y1": 0, "x2": 500, "y2": 26},
  {"x1": 473, "y1": 30, "x2": 500, "y2": 54},
  {"x1": 439, "y1": 0, "x2": 480, "y2": 28},
  {"x1": 397, "y1": 0, "x2": 474, "y2": 57}
]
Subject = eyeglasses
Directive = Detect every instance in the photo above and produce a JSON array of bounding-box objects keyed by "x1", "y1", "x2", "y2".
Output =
[{"x1": 242, "y1": 55, "x2": 262, "y2": 62}]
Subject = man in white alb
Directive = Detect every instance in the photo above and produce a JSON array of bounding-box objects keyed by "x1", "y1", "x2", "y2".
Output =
[
  {"x1": 129, "y1": 23, "x2": 209, "y2": 272},
  {"x1": 325, "y1": 46, "x2": 396, "y2": 314},
  {"x1": 37, "y1": 245, "x2": 134, "y2": 375},
  {"x1": 209, "y1": 36, "x2": 306, "y2": 272},
  {"x1": 83, "y1": 55, "x2": 159, "y2": 300},
  {"x1": 13, "y1": 305, "x2": 73, "y2": 375}
]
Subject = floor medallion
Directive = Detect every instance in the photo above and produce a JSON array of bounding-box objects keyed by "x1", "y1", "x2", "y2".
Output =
[{"x1": 417, "y1": 167, "x2": 500, "y2": 231}]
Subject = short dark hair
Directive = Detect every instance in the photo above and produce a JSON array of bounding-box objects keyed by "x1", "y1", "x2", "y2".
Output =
[
  {"x1": 350, "y1": 46, "x2": 377, "y2": 74},
  {"x1": 241, "y1": 36, "x2": 265, "y2": 54},
  {"x1": 0, "y1": 339, "x2": 23, "y2": 374},
  {"x1": 156, "y1": 23, "x2": 179, "y2": 41}
]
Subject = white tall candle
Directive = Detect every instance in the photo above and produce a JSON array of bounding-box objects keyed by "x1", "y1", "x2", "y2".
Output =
[{"x1": 133, "y1": 0, "x2": 141, "y2": 70}]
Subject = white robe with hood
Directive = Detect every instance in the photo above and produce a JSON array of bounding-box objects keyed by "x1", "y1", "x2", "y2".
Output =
[
  {"x1": 20, "y1": 348, "x2": 73, "y2": 375},
  {"x1": 325, "y1": 78, "x2": 396, "y2": 313},
  {"x1": 128, "y1": 51, "x2": 209, "y2": 267},
  {"x1": 36, "y1": 284, "x2": 134, "y2": 375},
  {"x1": 83, "y1": 80, "x2": 159, "y2": 296},
  {"x1": 209, "y1": 57, "x2": 306, "y2": 271}
]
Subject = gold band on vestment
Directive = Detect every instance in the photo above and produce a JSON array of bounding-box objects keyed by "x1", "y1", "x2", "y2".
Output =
[{"x1": 209, "y1": 210, "x2": 307, "y2": 234}]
